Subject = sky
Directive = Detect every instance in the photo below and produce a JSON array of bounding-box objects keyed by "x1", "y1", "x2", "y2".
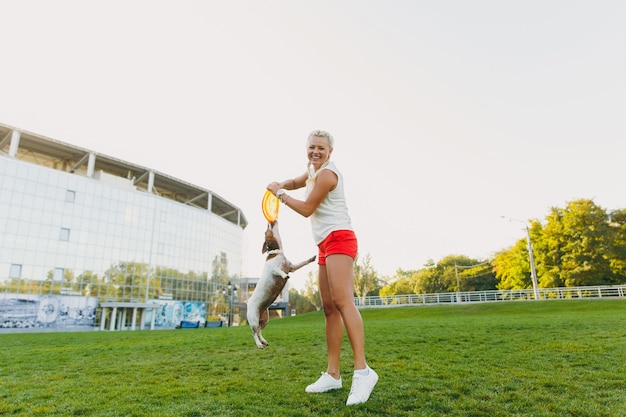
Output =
[{"x1": 2, "y1": 1, "x2": 625, "y2": 290}]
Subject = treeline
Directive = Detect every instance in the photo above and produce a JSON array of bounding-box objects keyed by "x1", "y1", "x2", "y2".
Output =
[{"x1": 290, "y1": 199, "x2": 626, "y2": 313}]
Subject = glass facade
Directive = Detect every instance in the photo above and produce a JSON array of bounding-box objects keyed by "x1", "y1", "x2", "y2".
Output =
[{"x1": 0, "y1": 127, "x2": 246, "y2": 330}]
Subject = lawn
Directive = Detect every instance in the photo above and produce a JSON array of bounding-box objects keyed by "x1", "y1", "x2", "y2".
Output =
[{"x1": 0, "y1": 300, "x2": 625, "y2": 416}]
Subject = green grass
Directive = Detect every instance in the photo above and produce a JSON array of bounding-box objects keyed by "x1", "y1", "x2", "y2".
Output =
[{"x1": 1, "y1": 300, "x2": 625, "y2": 417}]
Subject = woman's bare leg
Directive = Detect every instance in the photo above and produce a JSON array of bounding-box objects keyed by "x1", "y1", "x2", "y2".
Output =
[
  {"x1": 318, "y1": 263, "x2": 344, "y2": 379},
  {"x1": 325, "y1": 254, "x2": 367, "y2": 370}
]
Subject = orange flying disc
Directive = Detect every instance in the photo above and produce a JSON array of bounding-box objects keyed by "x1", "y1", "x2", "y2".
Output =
[{"x1": 261, "y1": 190, "x2": 280, "y2": 223}]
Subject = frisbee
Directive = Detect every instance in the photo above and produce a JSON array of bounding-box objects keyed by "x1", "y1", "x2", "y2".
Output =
[{"x1": 261, "y1": 190, "x2": 280, "y2": 223}]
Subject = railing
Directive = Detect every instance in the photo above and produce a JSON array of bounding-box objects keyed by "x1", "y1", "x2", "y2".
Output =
[{"x1": 355, "y1": 285, "x2": 626, "y2": 308}]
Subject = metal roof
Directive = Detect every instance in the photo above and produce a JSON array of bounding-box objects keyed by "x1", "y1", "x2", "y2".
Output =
[{"x1": 0, "y1": 122, "x2": 247, "y2": 229}]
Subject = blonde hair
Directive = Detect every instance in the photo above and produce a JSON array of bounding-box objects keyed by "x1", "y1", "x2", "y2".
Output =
[
  {"x1": 308, "y1": 130, "x2": 334, "y2": 148},
  {"x1": 306, "y1": 130, "x2": 334, "y2": 185}
]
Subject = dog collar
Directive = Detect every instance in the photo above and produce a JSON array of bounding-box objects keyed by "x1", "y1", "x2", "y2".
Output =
[{"x1": 266, "y1": 250, "x2": 282, "y2": 255}]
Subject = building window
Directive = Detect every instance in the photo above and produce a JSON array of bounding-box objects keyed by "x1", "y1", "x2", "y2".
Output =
[
  {"x1": 9, "y1": 264, "x2": 22, "y2": 278},
  {"x1": 54, "y1": 268, "x2": 64, "y2": 281},
  {"x1": 66, "y1": 190, "x2": 75, "y2": 203},
  {"x1": 60, "y1": 228, "x2": 70, "y2": 241}
]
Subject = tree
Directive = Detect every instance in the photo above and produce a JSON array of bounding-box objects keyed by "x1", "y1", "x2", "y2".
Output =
[
  {"x1": 411, "y1": 266, "x2": 444, "y2": 294},
  {"x1": 541, "y1": 200, "x2": 614, "y2": 286},
  {"x1": 76, "y1": 271, "x2": 100, "y2": 296},
  {"x1": 434, "y1": 255, "x2": 495, "y2": 292},
  {"x1": 563, "y1": 200, "x2": 615, "y2": 286},
  {"x1": 288, "y1": 288, "x2": 316, "y2": 315},
  {"x1": 102, "y1": 262, "x2": 149, "y2": 301},
  {"x1": 608, "y1": 208, "x2": 626, "y2": 280},
  {"x1": 458, "y1": 262, "x2": 497, "y2": 291},
  {"x1": 353, "y1": 253, "x2": 379, "y2": 304},
  {"x1": 533, "y1": 212, "x2": 565, "y2": 288},
  {"x1": 494, "y1": 240, "x2": 534, "y2": 290},
  {"x1": 208, "y1": 252, "x2": 230, "y2": 319},
  {"x1": 496, "y1": 199, "x2": 626, "y2": 289},
  {"x1": 302, "y1": 271, "x2": 322, "y2": 311},
  {"x1": 379, "y1": 277, "x2": 413, "y2": 297},
  {"x1": 378, "y1": 268, "x2": 419, "y2": 296}
]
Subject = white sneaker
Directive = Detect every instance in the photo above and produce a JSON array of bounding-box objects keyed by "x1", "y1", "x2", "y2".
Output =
[
  {"x1": 305, "y1": 372, "x2": 342, "y2": 393},
  {"x1": 346, "y1": 367, "x2": 378, "y2": 405}
]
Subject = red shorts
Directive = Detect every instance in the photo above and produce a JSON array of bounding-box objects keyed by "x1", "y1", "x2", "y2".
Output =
[{"x1": 317, "y1": 230, "x2": 358, "y2": 265}]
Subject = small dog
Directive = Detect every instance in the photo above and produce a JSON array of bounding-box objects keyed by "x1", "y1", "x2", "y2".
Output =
[{"x1": 247, "y1": 220, "x2": 316, "y2": 349}]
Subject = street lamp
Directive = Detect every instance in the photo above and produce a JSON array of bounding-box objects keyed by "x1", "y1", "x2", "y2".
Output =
[
  {"x1": 501, "y1": 216, "x2": 540, "y2": 300},
  {"x1": 222, "y1": 281, "x2": 237, "y2": 327}
]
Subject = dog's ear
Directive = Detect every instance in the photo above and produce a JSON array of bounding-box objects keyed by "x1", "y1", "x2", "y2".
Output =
[{"x1": 262, "y1": 240, "x2": 269, "y2": 254}]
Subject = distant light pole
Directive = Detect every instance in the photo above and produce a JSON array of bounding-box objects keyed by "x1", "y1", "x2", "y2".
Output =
[
  {"x1": 222, "y1": 281, "x2": 238, "y2": 327},
  {"x1": 501, "y1": 216, "x2": 540, "y2": 300}
]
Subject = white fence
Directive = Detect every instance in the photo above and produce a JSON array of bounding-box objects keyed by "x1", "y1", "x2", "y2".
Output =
[{"x1": 355, "y1": 285, "x2": 626, "y2": 308}]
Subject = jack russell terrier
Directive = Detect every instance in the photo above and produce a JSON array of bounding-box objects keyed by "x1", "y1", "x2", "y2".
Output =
[{"x1": 247, "y1": 220, "x2": 316, "y2": 349}]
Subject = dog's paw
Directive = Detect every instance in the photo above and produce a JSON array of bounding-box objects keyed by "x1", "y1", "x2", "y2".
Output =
[{"x1": 308, "y1": 255, "x2": 316, "y2": 263}]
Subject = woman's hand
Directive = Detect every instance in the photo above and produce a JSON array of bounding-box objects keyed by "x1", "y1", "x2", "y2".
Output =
[{"x1": 266, "y1": 182, "x2": 280, "y2": 196}]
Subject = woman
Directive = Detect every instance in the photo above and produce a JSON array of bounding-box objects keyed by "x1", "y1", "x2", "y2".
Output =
[{"x1": 266, "y1": 130, "x2": 378, "y2": 406}]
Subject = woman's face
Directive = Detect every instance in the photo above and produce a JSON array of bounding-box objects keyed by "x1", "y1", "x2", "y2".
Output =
[{"x1": 307, "y1": 135, "x2": 333, "y2": 170}]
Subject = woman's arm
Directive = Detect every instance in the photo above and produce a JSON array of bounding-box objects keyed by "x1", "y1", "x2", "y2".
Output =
[
  {"x1": 268, "y1": 172, "x2": 308, "y2": 192},
  {"x1": 278, "y1": 169, "x2": 337, "y2": 218}
]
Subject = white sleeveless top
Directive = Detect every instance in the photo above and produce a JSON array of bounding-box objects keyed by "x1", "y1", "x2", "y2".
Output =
[{"x1": 305, "y1": 161, "x2": 353, "y2": 244}]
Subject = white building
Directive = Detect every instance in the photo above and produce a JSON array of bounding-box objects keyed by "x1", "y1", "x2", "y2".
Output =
[{"x1": 0, "y1": 123, "x2": 248, "y2": 330}]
